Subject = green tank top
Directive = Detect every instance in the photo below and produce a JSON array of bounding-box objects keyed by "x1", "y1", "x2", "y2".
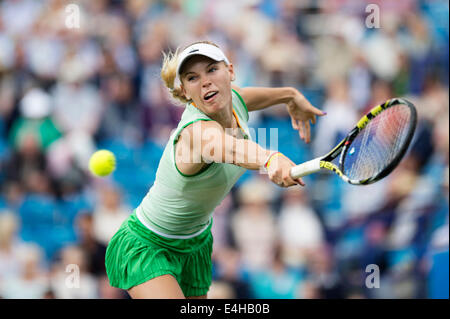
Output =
[{"x1": 137, "y1": 89, "x2": 251, "y2": 238}]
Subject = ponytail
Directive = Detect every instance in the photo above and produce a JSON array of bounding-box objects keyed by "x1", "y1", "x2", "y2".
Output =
[{"x1": 160, "y1": 48, "x2": 190, "y2": 105}]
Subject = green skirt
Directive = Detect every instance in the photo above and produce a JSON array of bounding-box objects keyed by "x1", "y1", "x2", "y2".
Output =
[{"x1": 105, "y1": 210, "x2": 213, "y2": 297}]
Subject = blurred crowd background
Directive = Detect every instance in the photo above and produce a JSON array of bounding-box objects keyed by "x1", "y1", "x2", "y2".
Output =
[{"x1": 0, "y1": 0, "x2": 448, "y2": 299}]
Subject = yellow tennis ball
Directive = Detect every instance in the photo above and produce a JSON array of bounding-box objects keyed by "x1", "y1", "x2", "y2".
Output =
[{"x1": 89, "y1": 150, "x2": 116, "y2": 177}]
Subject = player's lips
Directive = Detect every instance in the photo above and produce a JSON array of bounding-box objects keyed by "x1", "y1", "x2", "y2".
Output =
[{"x1": 203, "y1": 90, "x2": 218, "y2": 102}]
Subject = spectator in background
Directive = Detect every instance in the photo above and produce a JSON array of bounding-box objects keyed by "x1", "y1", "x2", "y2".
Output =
[
  {"x1": 231, "y1": 177, "x2": 277, "y2": 271},
  {"x1": 312, "y1": 4, "x2": 360, "y2": 86},
  {"x1": 8, "y1": 87, "x2": 61, "y2": 154},
  {"x1": 16, "y1": 169, "x2": 67, "y2": 261},
  {"x1": 259, "y1": 24, "x2": 306, "y2": 87},
  {"x1": 212, "y1": 247, "x2": 251, "y2": 299},
  {"x1": 50, "y1": 245, "x2": 98, "y2": 299},
  {"x1": 362, "y1": 13, "x2": 403, "y2": 82},
  {"x1": 22, "y1": 169, "x2": 55, "y2": 197},
  {"x1": 96, "y1": 73, "x2": 143, "y2": 143},
  {"x1": 304, "y1": 244, "x2": 345, "y2": 299},
  {"x1": 364, "y1": 79, "x2": 393, "y2": 114},
  {"x1": 228, "y1": 0, "x2": 273, "y2": 60},
  {"x1": 0, "y1": 0, "x2": 43, "y2": 38},
  {"x1": 425, "y1": 167, "x2": 449, "y2": 299},
  {"x1": 419, "y1": 74, "x2": 449, "y2": 127},
  {"x1": 92, "y1": 184, "x2": 130, "y2": 246},
  {"x1": 0, "y1": 181, "x2": 24, "y2": 211},
  {"x1": 248, "y1": 242, "x2": 303, "y2": 299},
  {"x1": 0, "y1": 18, "x2": 16, "y2": 72},
  {"x1": 137, "y1": 20, "x2": 182, "y2": 144},
  {"x1": 4, "y1": 133, "x2": 47, "y2": 185},
  {"x1": 0, "y1": 38, "x2": 36, "y2": 130},
  {"x1": 0, "y1": 212, "x2": 23, "y2": 288},
  {"x1": 0, "y1": 243, "x2": 50, "y2": 299},
  {"x1": 4, "y1": 88, "x2": 60, "y2": 192},
  {"x1": 401, "y1": 13, "x2": 432, "y2": 94},
  {"x1": 313, "y1": 77, "x2": 358, "y2": 157},
  {"x1": 24, "y1": 11, "x2": 65, "y2": 81},
  {"x1": 75, "y1": 212, "x2": 107, "y2": 277},
  {"x1": 380, "y1": 161, "x2": 420, "y2": 248},
  {"x1": 298, "y1": 279, "x2": 322, "y2": 299},
  {"x1": 278, "y1": 186, "x2": 324, "y2": 268},
  {"x1": 101, "y1": 14, "x2": 138, "y2": 76},
  {"x1": 83, "y1": 0, "x2": 115, "y2": 42},
  {"x1": 211, "y1": 194, "x2": 234, "y2": 255},
  {"x1": 348, "y1": 49, "x2": 372, "y2": 111},
  {"x1": 392, "y1": 52, "x2": 411, "y2": 97},
  {"x1": 426, "y1": 218, "x2": 449, "y2": 299},
  {"x1": 50, "y1": 50, "x2": 102, "y2": 161},
  {"x1": 0, "y1": 68, "x2": 16, "y2": 123},
  {"x1": 207, "y1": 280, "x2": 236, "y2": 299},
  {"x1": 137, "y1": 20, "x2": 170, "y2": 105}
]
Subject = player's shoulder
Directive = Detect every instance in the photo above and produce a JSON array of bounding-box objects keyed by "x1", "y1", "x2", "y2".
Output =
[
  {"x1": 177, "y1": 120, "x2": 223, "y2": 146},
  {"x1": 182, "y1": 120, "x2": 222, "y2": 133},
  {"x1": 231, "y1": 85, "x2": 244, "y2": 96}
]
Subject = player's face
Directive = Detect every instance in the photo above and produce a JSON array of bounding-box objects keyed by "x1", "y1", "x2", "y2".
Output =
[{"x1": 180, "y1": 55, "x2": 234, "y2": 116}]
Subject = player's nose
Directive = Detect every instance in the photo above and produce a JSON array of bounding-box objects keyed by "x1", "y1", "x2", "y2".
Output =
[{"x1": 201, "y1": 76, "x2": 212, "y2": 88}]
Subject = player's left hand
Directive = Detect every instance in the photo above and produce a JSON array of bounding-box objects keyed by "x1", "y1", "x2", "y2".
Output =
[{"x1": 287, "y1": 92, "x2": 326, "y2": 144}]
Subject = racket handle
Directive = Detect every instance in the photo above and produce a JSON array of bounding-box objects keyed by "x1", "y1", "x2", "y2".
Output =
[{"x1": 290, "y1": 158, "x2": 322, "y2": 179}]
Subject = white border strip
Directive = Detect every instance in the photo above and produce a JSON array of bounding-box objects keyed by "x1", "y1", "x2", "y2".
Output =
[{"x1": 136, "y1": 206, "x2": 211, "y2": 240}]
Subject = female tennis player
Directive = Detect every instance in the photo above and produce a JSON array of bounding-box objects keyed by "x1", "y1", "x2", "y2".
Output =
[{"x1": 105, "y1": 41, "x2": 325, "y2": 299}]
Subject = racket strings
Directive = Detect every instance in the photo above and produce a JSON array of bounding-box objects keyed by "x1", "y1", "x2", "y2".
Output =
[
  {"x1": 351, "y1": 106, "x2": 411, "y2": 178},
  {"x1": 344, "y1": 104, "x2": 412, "y2": 181}
]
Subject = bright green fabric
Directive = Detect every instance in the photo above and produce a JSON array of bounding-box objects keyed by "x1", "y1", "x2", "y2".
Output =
[
  {"x1": 137, "y1": 89, "x2": 251, "y2": 237},
  {"x1": 9, "y1": 117, "x2": 62, "y2": 150},
  {"x1": 105, "y1": 210, "x2": 213, "y2": 296}
]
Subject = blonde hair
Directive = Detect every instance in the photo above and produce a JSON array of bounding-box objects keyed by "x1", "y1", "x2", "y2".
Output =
[{"x1": 160, "y1": 41, "x2": 222, "y2": 105}]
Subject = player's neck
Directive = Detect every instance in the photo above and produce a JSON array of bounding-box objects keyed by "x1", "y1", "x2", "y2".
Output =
[{"x1": 210, "y1": 105, "x2": 235, "y2": 129}]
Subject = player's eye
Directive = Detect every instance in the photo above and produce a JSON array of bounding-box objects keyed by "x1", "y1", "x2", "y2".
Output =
[
  {"x1": 187, "y1": 75, "x2": 197, "y2": 81},
  {"x1": 208, "y1": 66, "x2": 217, "y2": 73}
]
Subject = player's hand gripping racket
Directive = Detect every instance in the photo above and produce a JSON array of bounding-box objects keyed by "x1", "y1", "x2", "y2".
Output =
[{"x1": 290, "y1": 98, "x2": 417, "y2": 185}]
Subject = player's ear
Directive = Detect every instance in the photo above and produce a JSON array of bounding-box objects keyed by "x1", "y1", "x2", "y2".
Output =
[
  {"x1": 226, "y1": 63, "x2": 235, "y2": 81},
  {"x1": 181, "y1": 84, "x2": 191, "y2": 100}
]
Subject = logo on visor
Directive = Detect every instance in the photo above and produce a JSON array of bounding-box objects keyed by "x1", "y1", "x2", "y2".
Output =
[{"x1": 189, "y1": 49, "x2": 199, "y2": 53}]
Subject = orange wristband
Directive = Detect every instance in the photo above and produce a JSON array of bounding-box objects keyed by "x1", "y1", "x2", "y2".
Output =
[{"x1": 264, "y1": 152, "x2": 282, "y2": 169}]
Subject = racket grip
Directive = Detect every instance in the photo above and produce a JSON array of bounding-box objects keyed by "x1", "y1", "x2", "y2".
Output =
[{"x1": 290, "y1": 158, "x2": 322, "y2": 179}]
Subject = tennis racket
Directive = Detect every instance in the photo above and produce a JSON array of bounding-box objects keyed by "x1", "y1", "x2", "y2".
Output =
[{"x1": 290, "y1": 98, "x2": 417, "y2": 185}]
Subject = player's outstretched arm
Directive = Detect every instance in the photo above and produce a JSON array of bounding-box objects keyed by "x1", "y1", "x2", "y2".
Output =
[
  {"x1": 180, "y1": 121, "x2": 304, "y2": 187},
  {"x1": 232, "y1": 85, "x2": 326, "y2": 143}
]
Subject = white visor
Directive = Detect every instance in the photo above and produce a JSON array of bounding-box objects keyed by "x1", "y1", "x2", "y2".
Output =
[{"x1": 174, "y1": 43, "x2": 230, "y2": 87}]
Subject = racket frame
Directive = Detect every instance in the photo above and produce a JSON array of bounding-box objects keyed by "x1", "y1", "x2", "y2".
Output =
[{"x1": 290, "y1": 98, "x2": 417, "y2": 185}]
